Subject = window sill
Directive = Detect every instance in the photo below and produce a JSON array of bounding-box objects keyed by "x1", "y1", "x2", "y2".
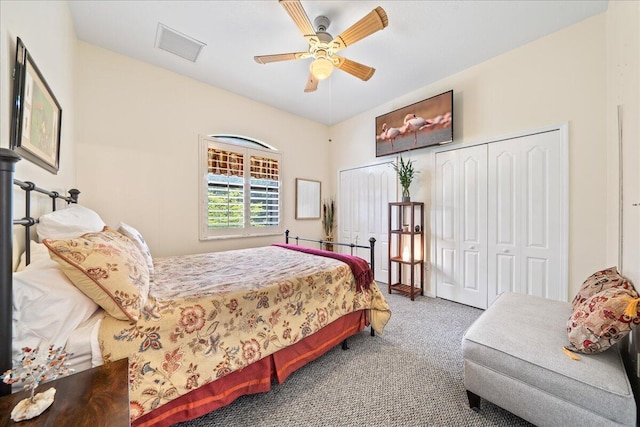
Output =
[{"x1": 199, "y1": 230, "x2": 284, "y2": 241}]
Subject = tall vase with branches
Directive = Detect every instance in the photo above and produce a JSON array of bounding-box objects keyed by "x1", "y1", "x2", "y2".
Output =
[
  {"x1": 392, "y1": 156, "x2": 417, "y2": 202},
  {"x1": 322, "y1": 198, "x2": 335, "y2": 251}
]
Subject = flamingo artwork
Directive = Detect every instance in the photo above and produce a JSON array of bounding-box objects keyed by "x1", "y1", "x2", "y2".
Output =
[
  {"x1": 377, "y1": 123, "x2": 403, "y2": 149},
  {"x1": 374, "y1": 91, "x2": 453, "y2": 157},
  {"x1": 401, "y1": 114, "x2": 432, "y2": 145},
  {"x1": 430, "y1": 111, "x2": 452, "y2": 130}
]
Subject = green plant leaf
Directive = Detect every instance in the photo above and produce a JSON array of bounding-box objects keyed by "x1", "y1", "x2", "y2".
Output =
[{"x1": 392, "y1": 156, "x2": 418, "y2": 190}]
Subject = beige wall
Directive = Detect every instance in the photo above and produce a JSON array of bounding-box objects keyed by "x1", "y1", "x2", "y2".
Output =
[
  {"x1": 605, "y1": 1, "x2": 640, "y2": 285},
  {"x1": 75, "y1": 42, "x2": 330, "y2": 257},
  {"x1": 0, "y1": 0, "x2": 78, "y2": 265},
  {"x1": 605, "y1": 0, "x2": 640, "y2": 384},
  {"x1": 329, "y1": 14, "x2": 608, "y2": 299},
  {"x1": 0, "y1": 0, "x2": 77, "y2": 189}
]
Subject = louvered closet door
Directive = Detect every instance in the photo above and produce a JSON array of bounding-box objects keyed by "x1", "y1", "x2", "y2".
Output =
[
  {"x1": 487, "y1": 131, "x2": 565, "y2": 305},
  {"x1": 435, "y1": 146, "x2": 488, "y2": 309}
]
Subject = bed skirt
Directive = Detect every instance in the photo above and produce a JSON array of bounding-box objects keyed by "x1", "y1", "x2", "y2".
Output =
[{"x1": 133, "y1": 310, "x2": 367, "y2": 427}]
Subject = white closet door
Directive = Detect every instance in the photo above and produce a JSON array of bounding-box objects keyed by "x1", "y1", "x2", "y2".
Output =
[
  {"x1": 435, "y1": 145, "x2": 488, "y2": 309},
  {"x1": 487, "y1": 145, "x2": 521, "y2": 301},
  {"x1": 339, "y1": 163, "x2": 396, "y2": 283},
  {"x1": 488, "y1": 130, "x2": 566, "y2": 304}
]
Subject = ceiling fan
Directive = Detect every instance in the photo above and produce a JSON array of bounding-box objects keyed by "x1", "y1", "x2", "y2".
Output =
[{"x1": 254, "y1": 0, "x2": 388, "y2": 93}]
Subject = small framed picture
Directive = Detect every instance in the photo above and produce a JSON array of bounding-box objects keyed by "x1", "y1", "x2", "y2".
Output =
[
  {"x1": 10, "y1": 37, "x2": 62, "y2": 174},
  {"x1": 295, "y1": 178, "x2": 321, "y2": 219}
]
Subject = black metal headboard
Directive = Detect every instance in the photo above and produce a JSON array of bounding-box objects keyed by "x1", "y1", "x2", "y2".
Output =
[
  {"x1": 284, "y1": 229, "x2": 376, "y2": 274},
  {"x1": 0, "y1": 148, "x2": 79, "y2": 396}
]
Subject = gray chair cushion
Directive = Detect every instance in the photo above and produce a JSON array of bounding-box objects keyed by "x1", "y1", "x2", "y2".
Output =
[{"x1": 462, "y1": 292, "x2": 636, "y2": 426}]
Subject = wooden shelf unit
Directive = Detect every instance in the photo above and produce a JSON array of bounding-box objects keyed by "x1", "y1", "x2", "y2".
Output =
[{"x1": 388, "y1": 201, "x2": 424, "y2": 300}]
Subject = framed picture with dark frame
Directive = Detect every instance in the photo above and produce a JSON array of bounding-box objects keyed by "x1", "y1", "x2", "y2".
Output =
[
  {"x1": 375, "y1": 90, "x2": 453, "y2": 157},
  {"x1": 10, "y1": 37, "x2": 62, "y2": 174}
]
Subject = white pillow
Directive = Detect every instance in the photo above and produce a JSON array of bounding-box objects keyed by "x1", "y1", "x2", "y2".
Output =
[
  {"x1": 118, "y1": 222, "x2": 154, "y2": 279},
  {"x1": 16, "y1": 241, "x2": 51, "y2": 272},
  {"x1": 36, "y1": 205, "x2": 105, "y2": 241},
  {"x1": 12, "y1": 259, "x2": 99, "y2": 361}
]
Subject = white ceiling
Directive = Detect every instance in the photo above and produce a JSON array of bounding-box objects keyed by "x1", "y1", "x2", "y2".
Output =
[{"x1": 69, "y1": 1, "x2": 608, "y2": 126}]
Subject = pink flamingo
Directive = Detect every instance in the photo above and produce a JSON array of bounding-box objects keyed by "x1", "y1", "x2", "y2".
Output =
[
  {"x1": 377, "y1": 123, "x2": 402, "y2": 149},
  {"x1": 401, "y1": 113, "x2": 432, "y2": 145}
]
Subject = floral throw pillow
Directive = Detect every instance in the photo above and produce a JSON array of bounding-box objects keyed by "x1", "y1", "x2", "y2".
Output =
[
  {"x1": 571, "y1": 267, "x2": 635, "y2": 310},
  {"x1": 43, "y1": 226, "x2": 150, "y2": 321},
  {"x1": 566, "y1": 287, "x2": 640, "y2": 354}
]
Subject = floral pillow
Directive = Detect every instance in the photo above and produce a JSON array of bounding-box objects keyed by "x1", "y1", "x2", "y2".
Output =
[
  {"x1": 43, "y1": 227, "x2": 150, "y2": 321},
  {"x1": 566, "y1": 287, "x2": 640, "y2": 354},
  {"x1": 571, "y1": 267, "x2": 635, "y2": 310}
]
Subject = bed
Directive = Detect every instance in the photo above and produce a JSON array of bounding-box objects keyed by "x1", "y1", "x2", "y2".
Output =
[{"x1": 0, "y1": 149, "x2": 391, "y2": 426}]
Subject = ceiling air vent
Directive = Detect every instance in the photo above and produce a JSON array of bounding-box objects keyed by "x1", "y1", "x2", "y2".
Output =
[{"x1": 155, "y1": 23, "x2": 206, "y2": 62}]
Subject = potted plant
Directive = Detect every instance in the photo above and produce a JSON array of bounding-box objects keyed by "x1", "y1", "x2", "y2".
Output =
[
  {"x1": 322, "y1": 198, "x2": 335, "y2": 251},
  {"x1": 392, "y1": 156, "x2": 417, "y2": 202}
]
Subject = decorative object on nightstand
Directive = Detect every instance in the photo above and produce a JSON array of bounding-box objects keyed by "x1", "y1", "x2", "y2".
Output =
[
  {"x1": 391, "y1": 156, "x2": 417, "y2": 202},
  {"x1": 1, "y1": 346, "x2": 73, "y2": 422},
  {"x1": 0, "y1": 358, "x2": 130, "y2": 426},
  {"x1": 388, "y1": 201, "x2": 424, "y2": 300}
]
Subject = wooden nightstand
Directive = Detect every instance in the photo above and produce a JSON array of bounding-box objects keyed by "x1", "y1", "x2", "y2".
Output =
[{"x1": 0, "y1": 358, "x2": 129, "y2": 426}]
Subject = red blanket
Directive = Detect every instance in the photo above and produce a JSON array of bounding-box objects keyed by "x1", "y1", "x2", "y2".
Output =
[{"x1": 272, "y1": 243, "x2": 373, "y2": 291}]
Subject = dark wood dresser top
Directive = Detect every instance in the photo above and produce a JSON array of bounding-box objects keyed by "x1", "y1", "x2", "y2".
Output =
[{"x1": 0, "y1": 358, "x2": 129, "y2": 426}]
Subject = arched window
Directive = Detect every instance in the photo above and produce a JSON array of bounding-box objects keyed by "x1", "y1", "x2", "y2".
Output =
[{"x1": 199, "y1": 134, "x2": 282, "y2": 239}]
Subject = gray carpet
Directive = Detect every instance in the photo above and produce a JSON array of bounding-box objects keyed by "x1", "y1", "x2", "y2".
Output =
[{"x1": 176, "y1": 293, "x2": 532, "y2": 426}]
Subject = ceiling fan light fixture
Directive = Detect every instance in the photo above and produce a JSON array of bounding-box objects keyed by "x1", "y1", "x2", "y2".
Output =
[
  {"x1": 310, "y1": 57, "x2": 334, "y2": 80},
  {"x1": 254, "y1": 2, "x2": 389, "y2": 91}
]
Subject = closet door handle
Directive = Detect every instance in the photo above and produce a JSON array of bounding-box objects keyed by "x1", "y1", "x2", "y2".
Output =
[
  {"x1": 469, "y1": 245, "x2": 476, "y2": 250},
  {"x1": 502, "y1": 249, "x2": 510, "y2": 253}
]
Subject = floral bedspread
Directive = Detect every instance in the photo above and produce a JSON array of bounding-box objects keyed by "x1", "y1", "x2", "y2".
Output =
[{"x1": 98, "y1": 245, "x2": 391, "y2": 421}]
